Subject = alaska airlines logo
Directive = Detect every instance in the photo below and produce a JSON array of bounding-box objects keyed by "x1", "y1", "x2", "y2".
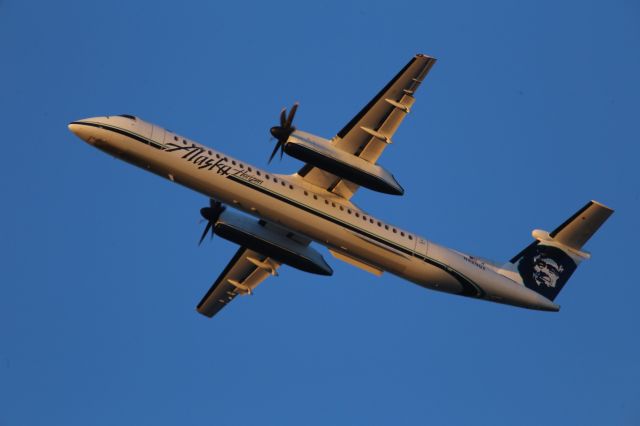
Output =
[
  {"x1": 165, "y1": 143, "x2": 232, "y2": 174},
  {"x1": 164, "y1": 143, "x2": 264, "y2": 185}
]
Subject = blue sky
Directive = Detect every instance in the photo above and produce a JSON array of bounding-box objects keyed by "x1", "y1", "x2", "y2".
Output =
[{"x1": 1, "y1": 0, "x2": 639, "y2": 424}]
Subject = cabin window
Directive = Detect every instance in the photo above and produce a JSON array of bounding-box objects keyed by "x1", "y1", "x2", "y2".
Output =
[
  {"x1": 289, "y1": 184, "x2": 294, "y2": 190},
  {"x1": 370, "y1": 218, "x2": 374, "y2": 224},
  {"x1": 239, "y1": 163, "x2": 244, "y2": 168},
  {"x1": 257, "y1": 171, "x2": 261, "y2": 176},
  {"x1": 216, "y1": 153, "x2": 220, "y2": 159},
  {"x1": 248, "y1": 167, "x2": 252, "y2": 172},
  {"x1": 265, "y1": 175, "x2": 270, "y2": 180},
  {"x1": 183, "y1": 139, "x2": 187, "y2": 144},
  {"x1": 401, "y1": 231, "x2": 405, "y2": 237},
  {"x1": 331, "y1": 202, "x2": 336, "y2": 207},
  {"x1": 325, "y1": 200, "x2": 329, "y2": 205},
  {"x1": 281, "y1": 181, "x2": 286, "y2": 187},
  {"x1": 339, "y1": 206, "x2": 344, "y2": 211},
  {"x1": 347, "y1": 209, "x2": 352, "y2": 214},
  {"x1": 208, "y1": 150, "x2": 212, "y2": 155},
  {"x1": 392, "y1": 228, "x2": 397, "y2": 233},
  {"x1": 304, "y1": 191, "x2": 308, "y2": 196},
  {"x1": 355, "y1": 212, "x2": 359, "y2": 218},
  {"x1": 313, "y1": 195, "x2": 318, "y2": 200},
  {"x1": 377, "y1": 221, "x2": 381, "y2": 227},
  {"x1": 385, "y1": 225, "x2": 389, "y2": 230},
  {"x1": 273, "y1": 178, "x2": 278, "y2": 183},
  {"x1": 174, "y1": 136, "x2": 178, "y2": 141}
]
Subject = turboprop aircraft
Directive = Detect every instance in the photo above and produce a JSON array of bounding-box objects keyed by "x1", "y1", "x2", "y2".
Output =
[{"x1": 68, "y1": 54, "x2": 613, "y2": 318}]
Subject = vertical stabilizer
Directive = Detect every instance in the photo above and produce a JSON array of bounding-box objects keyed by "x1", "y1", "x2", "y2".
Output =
[{"x1": 508, "y1": 201, "x2": 613, "y2": 301}]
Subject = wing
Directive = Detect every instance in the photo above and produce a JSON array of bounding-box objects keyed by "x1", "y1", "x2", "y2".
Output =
[
  {"x1": 297, "y1": 54, "x2": 436, "y2": 199},
  {"x1": 196, "y1": 247, "x2": 281, "y2": 318}
]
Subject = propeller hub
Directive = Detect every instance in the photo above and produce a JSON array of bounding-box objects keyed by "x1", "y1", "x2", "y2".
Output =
[
  {"x1": 270, "y1": 126, "x2": 294, "y2": 141},
  {"x1": 200, "y1": 207, "x2": 215, "y2": 221},
  {"x1": 270, "y1": 126, "x2": 285, "y2": 140}
]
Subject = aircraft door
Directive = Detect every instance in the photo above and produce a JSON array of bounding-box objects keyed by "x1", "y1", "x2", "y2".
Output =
[
  {"x1": 131, "y1": 119, "x2": 152, "y2": 139},
  {"x1": 151, "y1": 125, "x2": 166, "y2": 144},
  {"x1": 415, "y1": 237, "x2": 429, "y2": 259}
]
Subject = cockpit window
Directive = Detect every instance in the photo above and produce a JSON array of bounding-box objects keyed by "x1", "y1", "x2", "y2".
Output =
[{"x1": 118, "y1": 114, "x2": 137, "y2": 120}]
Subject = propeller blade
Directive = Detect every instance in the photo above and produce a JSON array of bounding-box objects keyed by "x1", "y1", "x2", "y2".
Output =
[
  {"x1": 198, "y1": 221, "x2": 212, "y2": 246},
  {"x1": 268, "y1": 140, "x2": 282, "y2": 164},
  {"x1": 285, "y1": 102, "x2": 298, "y2": 129},
  {"x1": 279, "y1": 108, "x2": 287, "y2": 127}
]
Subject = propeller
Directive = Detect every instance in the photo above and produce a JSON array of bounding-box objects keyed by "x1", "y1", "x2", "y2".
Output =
[
  {"x1": 198, "y1": 199, "x2": 225, "y2": 245},
  {"x1": 268, "y1": 102, "x2": 298, "y2": 163}
]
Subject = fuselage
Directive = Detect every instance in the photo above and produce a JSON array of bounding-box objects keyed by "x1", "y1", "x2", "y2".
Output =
[{"x1": 68, "y1": 115, "x2": 559, "y2": 311}]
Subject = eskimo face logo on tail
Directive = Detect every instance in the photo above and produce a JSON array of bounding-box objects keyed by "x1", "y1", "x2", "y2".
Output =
[
  {"x1": 515, "y1": 244, "x2": 577, "y2": 300},
  {"x1": 533, "y1": 254, "x2": 564, "y2": 288}
]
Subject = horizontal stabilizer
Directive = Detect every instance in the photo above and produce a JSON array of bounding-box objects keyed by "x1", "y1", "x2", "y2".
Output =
[{"x1": 547, "y1": 200, "x2": 614, "y2": 251}]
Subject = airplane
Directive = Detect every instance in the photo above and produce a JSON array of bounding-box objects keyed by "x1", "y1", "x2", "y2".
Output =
[{"x1": 68, "y1": 54, "x2": 613, "y2": 318}]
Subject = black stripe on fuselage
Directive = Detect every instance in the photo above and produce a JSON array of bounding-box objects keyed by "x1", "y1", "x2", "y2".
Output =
[
  {"x1": 71, "y1": 121, "x2": 165, "y2": 150},
  {"x1": 226, "y1": 174, "x2": 485, "y2": 298}
]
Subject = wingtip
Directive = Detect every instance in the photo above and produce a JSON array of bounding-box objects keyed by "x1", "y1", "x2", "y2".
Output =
[
  {"x1": 416, "y1": 53, "x2": 437, "y2": 61},
  {"x1": 591, "y1": 199, "x2": 614, "y2": 213}
]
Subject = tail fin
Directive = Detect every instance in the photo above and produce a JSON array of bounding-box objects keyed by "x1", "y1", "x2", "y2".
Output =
[{"x1": 507, "y1": 201, "x2": 613, "y2": 301}]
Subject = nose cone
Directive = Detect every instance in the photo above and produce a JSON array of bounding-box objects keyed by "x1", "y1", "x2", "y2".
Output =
[
  {"x1": 68, "y1": 122, "x2": 82, "y2": 136},
  {"x1": 68, "y1": 119, "x2": 95, "y2": 143}
]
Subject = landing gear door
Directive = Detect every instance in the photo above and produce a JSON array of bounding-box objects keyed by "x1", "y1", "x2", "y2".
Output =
[{"x1": 415, "y1": 237, "x2": 428, "y2": 259}]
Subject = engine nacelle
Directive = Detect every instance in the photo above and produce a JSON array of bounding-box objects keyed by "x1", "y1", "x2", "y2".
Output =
[
  {"x1": 214, "y1": 210, "x2": 333, "y2": 276},
  {"x1": 284, "y1": 131, "x2": 404, "y2": 195}
]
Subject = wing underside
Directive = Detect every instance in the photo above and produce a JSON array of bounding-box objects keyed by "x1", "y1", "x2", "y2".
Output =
[
  {"x1": 297, "y1": 54, "x2": 436, "y2": 199},
  {"x1": 196, "y1": 247, "x2": 281, "y2": 318}
]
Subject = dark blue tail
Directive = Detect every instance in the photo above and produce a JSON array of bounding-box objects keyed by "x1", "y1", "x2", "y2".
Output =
[{"x1": 509, "y1": 201, "x2": 613, "y2": 301}]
